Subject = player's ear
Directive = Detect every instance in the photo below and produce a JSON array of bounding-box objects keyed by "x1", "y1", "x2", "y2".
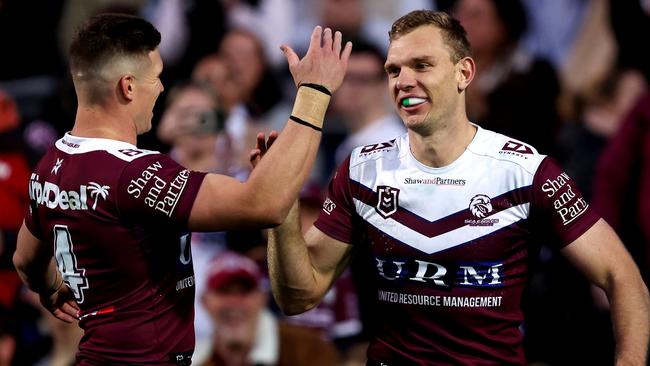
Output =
[
  {"x1": 456, "y1": 56, "x2": 475, "y2": 92},
  {"x1": 118, "y1": 74, "x2": 135, "y2": 101}
]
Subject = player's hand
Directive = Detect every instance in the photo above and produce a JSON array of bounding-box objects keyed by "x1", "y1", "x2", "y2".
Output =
[
  {"x1": 281, "y1": 26, "x2": 353, "y2": 93},
  {"x1": 39, "y1": 284, "x2": 80, "y2": 323},
  {"x1": 249, "y1": 130, "x2": 279, "y2": 169}
]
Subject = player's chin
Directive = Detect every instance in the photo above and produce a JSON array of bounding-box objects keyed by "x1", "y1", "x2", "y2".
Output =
[
  {"x1": 402, "y1": 114, "x2": 426, "y2": 128},
  {"x1": 138, "y1": 121, "x2": 153, "y2": 135}
]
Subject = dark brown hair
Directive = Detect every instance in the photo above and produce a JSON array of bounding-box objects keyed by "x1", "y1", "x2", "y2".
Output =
[
  {"x1": 389, "y1": 10, "x2": 471, "y2": 63},
  {"x1": 69, "y1": 13, "x2": 161, "y2": 102}
]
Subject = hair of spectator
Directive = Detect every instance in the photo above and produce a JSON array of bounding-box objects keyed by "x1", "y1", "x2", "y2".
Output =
[
  {"x1": 491, "y1": 0, "x2": 528, "y2": 43},
  {"x1": 388, "y1": 10, "x2": 472, "y2": 63}
]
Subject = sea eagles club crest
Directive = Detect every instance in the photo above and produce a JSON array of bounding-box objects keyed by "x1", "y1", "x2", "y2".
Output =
[{"x1": 376, "y1": 185, "x2": 400, "y2": 218}]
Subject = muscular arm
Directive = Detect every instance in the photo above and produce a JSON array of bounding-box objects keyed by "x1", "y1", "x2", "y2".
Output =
[
  {"x1": 268, "y1": 201, "x2": 353, "y2": 314},
  {"x1": 13, "y1": 223, "x2": 57, "y2": 295},
  {"x1": 188, "y1": 125, "x2": 320, "y2": 231},
  {"x1": 561, "y1": 219, "x2": 650, "y2": 365},
  {"x1": 13, "y1": 223, "x2": 79, "y2": 323},
  {"x1": 188, "y1": 27, "x2": 352, "y2": 231}
]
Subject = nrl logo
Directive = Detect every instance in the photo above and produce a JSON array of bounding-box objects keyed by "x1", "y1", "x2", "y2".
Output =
[{"x1": 376, "y1": 185, "x2": 400, "y2": 219}]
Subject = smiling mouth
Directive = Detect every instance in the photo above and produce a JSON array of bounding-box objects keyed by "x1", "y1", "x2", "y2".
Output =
[{"x1": 400, "y1": 97, "x2": 427, "y2": 107}]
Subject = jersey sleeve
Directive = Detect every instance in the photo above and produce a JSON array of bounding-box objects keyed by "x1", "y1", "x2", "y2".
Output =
[
  {"x1": 314, "y1": 157, "x2": 358, "y2": 244},
  {"x1": 116, "y1": 153, "x2": 206, "y2": 227},
  {"x1": 24, "y1": 199, "x2": 44, "y2": 239},
  {"x1": 531, "y1": 157, "x2": 600, "y2": 249}
]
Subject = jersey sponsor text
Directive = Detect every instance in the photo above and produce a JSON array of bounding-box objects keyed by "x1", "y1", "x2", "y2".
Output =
[
  {"x1": 542, "y1": 172, "x2": 589, "y2": 225},
  {"x1": 126, "y1": 160, "x2": 191, "y2": 217},
  {"x1": 375, "y1": 258, "x2": 504, "y2": 288},
  {"x1": 378, "y1": 290, "x2": 503, "y2": 307},
  {"x1": 28, "y1": 174, "x2": 109, "y2": 211}
]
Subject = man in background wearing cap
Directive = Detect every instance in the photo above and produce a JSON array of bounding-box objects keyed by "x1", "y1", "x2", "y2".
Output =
[{"x1": 195, "y1": 251, "x2": 338, "y2": 366}]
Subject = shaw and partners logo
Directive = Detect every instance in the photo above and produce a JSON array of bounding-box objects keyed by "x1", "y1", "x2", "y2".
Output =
[
  {"x1": 465, "y1": 194, "x2": 499, "y2": 226},
  {"x1": 375, "y1": 257, "x2": 504, "y2": 288},
  {"x1": 403, "y1": 177, "x2": 466, "y2": 186},
  {"x1": 541, "y1": 171, "x2": 588, "y2": 225},
  {"x1": 29, "y1": 174, "x2": 109, "y2": 210}
]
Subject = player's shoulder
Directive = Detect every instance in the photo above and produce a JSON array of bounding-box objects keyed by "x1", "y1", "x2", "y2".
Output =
[
  {"x1": 55, "y1": 134, "x2": 160, "y2": 163},
  {"x1": 349, "y1": 134, "x2": 406, "y2": 168},
  {"x1": 469, "y1": 126, "x2": 546, "y2": 175}
]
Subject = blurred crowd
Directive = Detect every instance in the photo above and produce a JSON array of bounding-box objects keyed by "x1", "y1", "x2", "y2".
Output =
[{"x1": 1, "y1": 0, "x2": 649, "y2": 365}]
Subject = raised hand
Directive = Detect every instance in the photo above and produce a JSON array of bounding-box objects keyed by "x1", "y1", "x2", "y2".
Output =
[
  {"x1": 249, "y1": 130, "x2": 279, "y2": 169},
  {"x1": 281, "y1": 26, "x2": 353, "y2": 93}
]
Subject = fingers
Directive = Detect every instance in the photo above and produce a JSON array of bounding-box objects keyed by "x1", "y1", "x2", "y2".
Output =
[
  {"x1": 53, "y1": 308, "x2": 78, "y2": 323},
  {"x1": 280, "y1": 44, "x2": 299, "y2": 69},
  {"x1": 307, "y1": 26, "x2": 323, "y2": 54},
  {"x1": 333, "y1": 31, "x2": 342, "y2": 56},
  {"x1": 256, "y1": 132, "x2": 267, "y2": 154},
  {"x1": 267, "y1": 130, "x2": 279, "y2": 149},
  {"x1": 340, "y1": 41, "x2": 353, "y2": 63},
  {"x1": 61, "y1": 301, "x2": 80, "y2": 318},
  {"x1": 249, "y1": 149, "x2": 261, "y2": 168},
  {"x1": 322, "y1": 28, "x2": 333, "y2": 51}
]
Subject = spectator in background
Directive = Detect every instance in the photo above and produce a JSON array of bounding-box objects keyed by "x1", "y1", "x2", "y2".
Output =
[
  {"x1": 292, "y1": 0, "x2": 431, "y2": 53},
  {"x1": 0, "y1": 91, "x2": 30, "y2": 347},
  {"x1": 593, "y1": 90, "x2": 650, "y2": 286},
  {"x1": 196, "y1": 251, "x2": 339, "y2": 366},
  {"x1": 156, "y1": 82, "x2": 236, "y2": 175},
  {"x1": 140, "y1": 0, "x2": 227, "y2": 85},
  {"x1": 217, "y1": 29, "x2": 291, "y2": 133},
  {"x1": 330, "y1": 39, "x2": 405, "y2": 166},
  {"x1": 221, "y1": 0, "x2": 296, "y2": 69},
  {"x1": 0, "y1": 306, "x2": 15, "y2": 366},
  {"x1": 558, "y1": 68, "x2": 646, "y2": 200},
  {"x1": 281, "y1": 182, "x2": 365, "y2": 366},
  {"x1": 191, "y1": 52, "x2": 273, "y2": 173},
  {"x1": 454, "y1": 0, "x2": 560, "y2": 155}
]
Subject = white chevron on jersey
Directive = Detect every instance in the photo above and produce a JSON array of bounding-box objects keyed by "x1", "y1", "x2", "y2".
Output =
[
  {"x1": 348, "y1": 126, "x2": 546, "y2": 254},
  {"x1": 357, "y1": 201, "x2": 531, "y2": 254}
]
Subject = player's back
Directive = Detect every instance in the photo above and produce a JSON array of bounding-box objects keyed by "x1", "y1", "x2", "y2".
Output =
[{"x1": 25, "y1": 134, "x2": 204, "y2": 365}]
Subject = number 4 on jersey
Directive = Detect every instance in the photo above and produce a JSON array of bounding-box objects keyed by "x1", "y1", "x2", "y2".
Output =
[{"x1": 53, "y1": 225, "x2": 89, "y2": 303}]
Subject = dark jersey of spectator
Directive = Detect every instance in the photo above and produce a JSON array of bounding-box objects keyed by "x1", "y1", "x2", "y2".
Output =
[{"x1": 593, "y1": 91, "x2": 650, "y2": 285}]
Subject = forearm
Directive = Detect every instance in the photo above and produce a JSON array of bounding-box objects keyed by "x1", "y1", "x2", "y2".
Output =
[
  {"x1": 246, "y1": 87, "x2": 330, "y2": 221},
  {"x1": 608, "y1": 271, "x2": 650, "y2": 365},
  {"x1": 268, "y1": 201, "x2": 324, "y2": 314},
  {"x1": 14, "y1": 254, "x2": 61, "y2": 296}
]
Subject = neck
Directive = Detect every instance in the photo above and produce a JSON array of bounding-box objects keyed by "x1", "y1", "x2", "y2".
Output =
[
  {"x1": 408, "y1": 119, "x2": 476, "y2": 168},
  {"x1": 213, "y1": 331, "x2": 254, "y2": 366},
  {"x1": 71, "y1": 104, "x2": 138, "y2": 145}
]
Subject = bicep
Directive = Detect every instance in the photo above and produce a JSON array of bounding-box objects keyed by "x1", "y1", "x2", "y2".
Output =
[
  {"x1": 188, "y1": 173, "x2": 271, "y2": 231},
  {"x1": 14, "y1": 222, "x2": 50, "y2": 271},
  {"x1": 560, "y1": 218, "x2": 638, "y2": 289},
  {"x1": 304, "y1": 226, "x2": 353, "y2": 291}
]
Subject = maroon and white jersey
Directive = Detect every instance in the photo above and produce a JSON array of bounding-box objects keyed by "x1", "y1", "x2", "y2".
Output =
[
  {"x1": 24, "y1": 133, "x2": 206, "y2": 365},
  {"x1": 314, "y1": 126, "x2": 599, "y2": 365}
]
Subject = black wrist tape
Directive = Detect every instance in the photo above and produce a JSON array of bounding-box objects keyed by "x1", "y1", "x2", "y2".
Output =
[
  {"x1": 290, "y1": 115, "x2": 323, "y2": 132},
  {"x1": 299, "y1": 83, "x2": 332, "y2": 96}
]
